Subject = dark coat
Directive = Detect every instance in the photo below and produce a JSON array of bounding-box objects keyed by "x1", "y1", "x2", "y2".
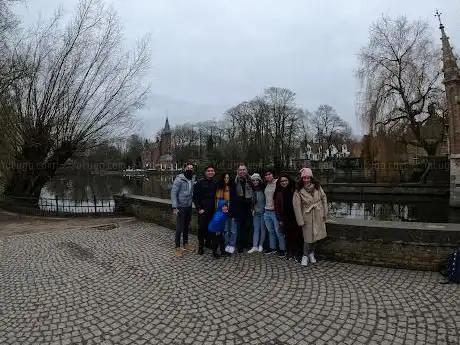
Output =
[
  {"x1": 230, "y1": 181, "x2": 252, "y2": 218},
  {"x1": 274, "y1": 189, "x2": 295, "y2": 222},
  {"x1": 193, "y1": 178, "x2": 217, "y2": 211}
]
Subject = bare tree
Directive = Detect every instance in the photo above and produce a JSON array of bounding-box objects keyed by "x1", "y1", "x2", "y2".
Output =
[
  {"x1": 171, "y1": 124, "x2": 199, "y2": 164},
  {"x1": 297, "y1": 109, "x2": 312, "y2": 156},
  {"x1": 1, "y1": 1, "x2": 27, "y2": 190},
  {"x1": 357, "y1": 15, "x2": 445, "y2": 156},
  {"x1": 124, "y1": 134, "x2": 144, "y2": 168},
  {"x1": 0, "y1": 0, "x2": 20, "y2": 34},
  {"x1": 263, "y1": 87, "x2": 299, "y2": 168},
  {"x1": 2, "y1": 0, "x2": 150, "y2": 197},
  {"x1": 220, "y1": 87, "x2": 304, "y2": 169},
  {"x1": 312, "y1": 104, "x2": 352, "y2": 159},
  {"x1": 224, "y1": 101, "x2": 254, "y2": 163},
  {"x1": 0, "y1": 1, "x2": 30, "y2": 94}
]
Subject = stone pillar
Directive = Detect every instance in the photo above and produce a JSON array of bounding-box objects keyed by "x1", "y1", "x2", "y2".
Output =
[
  {"x1": 450, "y1": 155, "x2": 460, "y2": 207},
  {"x1": 447, "y1": 89, "x2": 460, "y2": 207}
]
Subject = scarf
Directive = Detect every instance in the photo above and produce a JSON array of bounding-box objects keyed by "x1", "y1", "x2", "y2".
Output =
[
  {"x1": 304, "y1": 183, "x2": 315, "y2": 195},
  {"x1": 299, "y1": 186, "x2": 321, "y2": 213},
  {"x1": 216, "y1": 185, "x2": 231, "y2": 208},
  {"x1": 235, "y1": 176, "x2": 253, "y2": 199}
]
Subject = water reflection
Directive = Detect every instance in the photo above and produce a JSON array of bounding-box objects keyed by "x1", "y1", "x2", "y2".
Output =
[
  {"x1": 38, "y1": 173, "x2": 455, "y2": 222},
  {"x1": 39, "y1": 187, "x2": 114, "y2": 213},
  {"x1": 123, "y1": 175, "x2": 452, "y2": 223},
  {"x1": 327, "y1": 199, "x2": 449, "y2": 223},
  {"x1": 38, "y1": 174, "x2": 123, "y2": 213},
  {"x1": 124, "y1": 174, "x2": 174, "y2": 199}
]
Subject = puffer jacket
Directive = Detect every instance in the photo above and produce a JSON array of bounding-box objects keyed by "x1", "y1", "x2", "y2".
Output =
[{"x1": 171, "y1": 173, "x2": 195, "y2": 208}]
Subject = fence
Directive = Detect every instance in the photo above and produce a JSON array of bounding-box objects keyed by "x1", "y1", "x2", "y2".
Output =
[{"x1": 0, "y1": 194, "x2": 116, "y2": 217}]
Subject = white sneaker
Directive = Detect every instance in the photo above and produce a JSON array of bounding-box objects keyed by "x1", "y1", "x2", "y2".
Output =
[
  {"x1": 226, "y1": 246, "x2": 235, "y2": 254},
  {"x1": 308, "y1": 253, "x2": 317, "y2": 264},
  {"x1": 301, "y1": 256, "x2": 309, "y2": 266},
  {"x1": 248, "y1": 247, "x2": 258, "y2": 254},
  {"x1": 258, "y1": 245, "x2": 263, "y2": 252},
  {"x1": 225, "y1": 245, "x2": 230, "y2": 253}
]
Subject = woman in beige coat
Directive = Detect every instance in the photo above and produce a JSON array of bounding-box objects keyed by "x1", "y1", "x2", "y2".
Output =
[{"x1": 293, "y1": 168, "x2": 328, "y2": 266}]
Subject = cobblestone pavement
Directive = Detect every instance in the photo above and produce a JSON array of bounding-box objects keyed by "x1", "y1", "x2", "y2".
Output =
[{"x1": 1, "y1": 221, "x2": 459, "y2": 345}]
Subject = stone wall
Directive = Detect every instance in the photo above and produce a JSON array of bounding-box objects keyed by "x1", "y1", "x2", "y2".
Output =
[
  {"x1": 113, "y1": 194, "x2": 199, "y2": 233},
  {"x1": 322, "y1": 220, "x2": 459, "y2": 271},
  {"x1": 114, "y1": 194, "x2": 460, "y2": 272},
  {"x1": 449, "y1": 156, "x2": 460, "y2": 207}
]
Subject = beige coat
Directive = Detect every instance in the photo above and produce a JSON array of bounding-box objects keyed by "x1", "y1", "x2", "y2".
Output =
[{"x1": 293, "y1": 187, "x2": 328, "y2": 244}]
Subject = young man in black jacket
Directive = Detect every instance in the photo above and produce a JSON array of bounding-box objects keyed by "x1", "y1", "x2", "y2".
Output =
[{"x1": 193, "y1": 165, "x2": 217, "y2": 254}]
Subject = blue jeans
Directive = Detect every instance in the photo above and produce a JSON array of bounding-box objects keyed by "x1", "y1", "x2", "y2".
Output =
[
  {"x1": 264, "y1": 210, "x2": 285, "y2": 251},
  {"x1": 224, "y1": 218, "x2": 238, "y2": 247},
  {"x1": 252, "y1": 213, "x2": 266, "y2": 247}
]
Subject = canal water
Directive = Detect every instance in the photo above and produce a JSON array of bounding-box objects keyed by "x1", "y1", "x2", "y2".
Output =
[{"x1": 38, "y1": 174, "x2": 458, "y2": 223}]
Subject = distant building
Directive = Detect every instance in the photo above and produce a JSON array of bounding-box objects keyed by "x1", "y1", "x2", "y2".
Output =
[
  {"x1": 347, "y1": 141, "x2": 363, "y2": 158},
  {"x1": 289, "y1": 143, "x2": 351, "y2": 168},
  {"x1": 303, "y1": 143, "x2": 351, "y2": 161},
  {"x1": 141, "y1": 118, "x2": 178, "y2": 170}
]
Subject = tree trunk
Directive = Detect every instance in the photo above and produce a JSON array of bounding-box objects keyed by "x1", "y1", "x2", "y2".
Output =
[
  {"x1": 3, "y1": 147, "x2": 74, "y2": 198},
  {"x1": 4, "y1": 168, "x2": 53, "y2": 198},
  {"x1": 424, "y1": 143, "x2": 438, "y2": 156}
]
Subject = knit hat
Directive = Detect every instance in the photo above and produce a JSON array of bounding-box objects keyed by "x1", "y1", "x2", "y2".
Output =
[
  {"x1": 300, "y1": 167, "x2": 313, "y2": 178},
  {"x1": 250, "y1": 173, "x2": 262, "y2": 181}
]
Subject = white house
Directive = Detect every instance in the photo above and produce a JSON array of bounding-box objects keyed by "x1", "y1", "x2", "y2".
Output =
[{"x1": 302, "y1": 143, "x2": 350, "y2": 161}]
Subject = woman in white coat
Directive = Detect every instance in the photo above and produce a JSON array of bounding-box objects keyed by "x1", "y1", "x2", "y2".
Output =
[{"x1": 292, "y1": 168, "x2": 328, "y2": 266}]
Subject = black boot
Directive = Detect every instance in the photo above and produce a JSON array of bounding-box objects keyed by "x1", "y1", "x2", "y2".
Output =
[
  {"x1": 198, "y1": 247, "x2": 204, "y2": 255},
  {"x1": 213, "y1": 251, "x2": 221, "y2": 259},
  {"x1": 218, "y1": 233, "x2": 229, "y2": 256}
]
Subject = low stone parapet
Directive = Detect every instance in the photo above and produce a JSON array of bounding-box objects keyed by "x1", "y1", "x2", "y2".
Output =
[
  {"x1": 114, "y1": 194, "x2": 460, "y2": 271},
  {"x1": 322, "y1": 219, "x2": 459, "y2": 271}
]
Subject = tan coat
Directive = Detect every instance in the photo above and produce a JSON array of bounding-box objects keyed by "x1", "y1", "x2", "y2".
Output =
[{"x1": 293, "y1": 187, "x2": 328, "y2": 244}]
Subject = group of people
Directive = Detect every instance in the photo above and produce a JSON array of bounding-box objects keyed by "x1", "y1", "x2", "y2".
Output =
[{"x1": 170, "y1": 163, "x2": 328, "y2": 266}]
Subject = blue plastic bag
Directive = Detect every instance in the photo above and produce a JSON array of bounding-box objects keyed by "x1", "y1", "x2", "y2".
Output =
[{"x1": 208, "y1": 199, "x2": 228, "y2": 233}]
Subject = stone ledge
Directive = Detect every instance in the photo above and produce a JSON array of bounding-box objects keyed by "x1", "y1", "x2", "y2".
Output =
[{"x1": 114, "y1": 194, "x2": 460, "y2": 271}]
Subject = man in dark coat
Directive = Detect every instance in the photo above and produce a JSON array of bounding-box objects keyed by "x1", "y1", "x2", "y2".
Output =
[
  {"x1": 193, "y1": 165, "x2": 217, "y2": 254},
  {"x1": 232, "y1": 164, "x2": 253, "y2": 252}
]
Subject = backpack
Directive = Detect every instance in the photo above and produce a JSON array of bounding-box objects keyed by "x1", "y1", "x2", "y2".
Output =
[{"x1": 447, "y1": 249, "x2": 460, "y2": 283}]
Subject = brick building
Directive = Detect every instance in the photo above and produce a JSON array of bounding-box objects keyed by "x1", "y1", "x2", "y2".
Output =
[{"x1": 141, "y1": 118, "x2": 177, "y2": 170}]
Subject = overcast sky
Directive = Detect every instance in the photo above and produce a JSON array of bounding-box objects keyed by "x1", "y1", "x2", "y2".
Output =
[{"x1": 13, "y1": 0, "x2": 460, "y2": 138}]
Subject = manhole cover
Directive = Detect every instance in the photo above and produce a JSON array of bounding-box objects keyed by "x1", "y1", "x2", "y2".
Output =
[{"x1": 95, "y1": 224, "x2": 117, "y2": 231}]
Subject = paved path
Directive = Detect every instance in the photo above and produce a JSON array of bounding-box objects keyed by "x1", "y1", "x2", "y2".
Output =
[
  {"x1": 0, "y1": 210, "x2": 135, "y2": 237},
  {"x1": 1, "y1": 221, "x2": 459, "y2": 345}
]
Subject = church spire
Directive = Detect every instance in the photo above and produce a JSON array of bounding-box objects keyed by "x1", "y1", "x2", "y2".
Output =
[
  {"x1": 164, "y1": 116, "x2": 171, "y2": 133},
  {"x1": 436, "y1": 10, "x2": 460, "y2": 82}
]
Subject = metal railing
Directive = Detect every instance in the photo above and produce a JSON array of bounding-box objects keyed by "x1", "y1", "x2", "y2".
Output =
[{"x1": 0, "y1": 194, "x2": 116, "y2": 216}]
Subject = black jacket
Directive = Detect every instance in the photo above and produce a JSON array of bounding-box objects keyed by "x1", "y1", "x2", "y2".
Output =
[{"x1": 193, "y1": 178, "x2": 217, "y2": 211}]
